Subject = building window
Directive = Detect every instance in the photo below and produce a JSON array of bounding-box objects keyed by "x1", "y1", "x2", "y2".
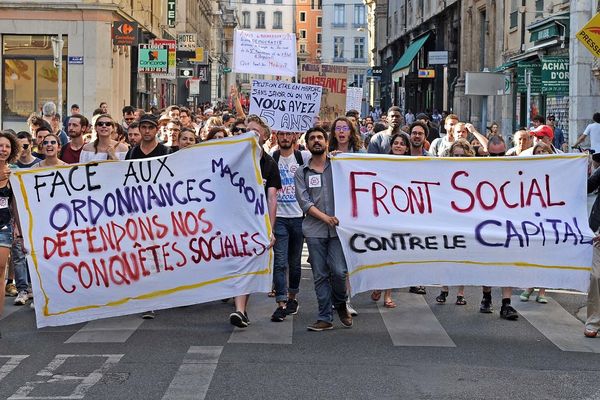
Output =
[
  {"x1": 257, "y1": 0, "x2": 265, "y2": 3},
  {"x1": 273, "y1": 11, "x2": 282, "y2": 28},
  {"x1": 354, "y1": 37, "x2": 365, "y2": 60},
  {"x1": 2, "y1": 35, "x2": 68, "y2": 121},
  {"x1": 334, "y1": 4, "x2": 345, "y2": 26},
  {"x1": 242, "y1": 0, "x2": 250, "y2": 3},
  {"x1": 311, "y1": 0, "x2": 322, "y2": 9},
  {"x1": 317, "y1": 33, "x2": 322, "y2": 44},
  {"x1": 353, "y1": 5, "x2": 365, "y2": 26},
  {"x1": 242, "y1": 11, "x2": 250, "y2": 28},
  {"x1": 274, "y1": 0, "x2": 282, "y2": 3},
  {"x1": 334, "y1": 36, "x2": 344, "y2": 60},
  {"x1": 300, "y1": 44, "x2": 306, "y2": 53},
  {"x1": 352, "y1": 74, "x2": 364, "y2": 88},
  {"x1": 535, "y1": 0, "x2": 544, "y2": 18},
  {"x1": 300, "y1": 11, "x2": 306, "y2": 22},
  {"x1": 510, "y1": 0, "x2": 518, "y2": 29},
  {"x1": 300, "y1": 30, "x2": 307, "y2": 39},
  {"x1": 256, "y1": 11, "x2": 265, "y2": 28},
  {"x1": 317, "y1": 16, "x2": 322, "y2": 27}
]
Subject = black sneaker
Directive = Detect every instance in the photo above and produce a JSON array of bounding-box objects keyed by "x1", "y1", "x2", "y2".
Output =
[
  {"x1": 230, "y1": 311, "x2": 249, "y2": 328},
  {"x1": 479, "y1": 299, "x2": 493, "y2": 313},
  {"x1": 285, "y1": 299, "x2": 299, "y2": 315},
  {"x1": 271, "y1": 306, "x2": 287, "y2": 322},
  {"x1": 141, "y1": 311, "x2": 155, "y2": 319},
  {"x1": 500, "y1": 305, "x2": 519, "y2": 320}
]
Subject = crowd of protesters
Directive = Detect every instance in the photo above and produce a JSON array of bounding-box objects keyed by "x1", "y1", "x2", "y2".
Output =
[{"x1": 1, "y1": 91, "x2": 599, "y2": 339}]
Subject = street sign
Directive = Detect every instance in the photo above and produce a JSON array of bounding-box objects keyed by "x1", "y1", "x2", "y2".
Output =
[
  {"x1": 179, "y1": 68, "x2": 194, "y2": 78},
  {"x1": 418, "y1": 69, "x2": 435, "y2": 78},
  {"x1": 150, "y1": 39, "x2": 176, "y2": 79},
  {"x1": 68, "y1": 56, "x2": 83, "y2": 65},
  {"x1": 576, "y1": 12, "x2": 600, "y2": 57},
  {"x1": 189, "y1": 78, "x2": 200, "y2": 95},
  {"x1": 138, "y1": 44, "x2": 168, "y2": 73},
  {"x1": 372, "y1": 66, "x2": 383, "y2": 76},
  {"x1": 428, "y1": 51, "x2": 448, "y2": 65},
  {"x1": 112, "y1": 21, "x2": 138, "y2": 46},
  {"x1": 541, "y1": 56, "x2": 569, "y2": 95},
  {"x1": 177, "y1": 33, "x2": 196, "y2": 51},
  {"x1": 223, "y1": 67, "x2": 232, "y2": 73},
  {"x1": 166, "y1": 0, "x2": 176, "y2": 28}
]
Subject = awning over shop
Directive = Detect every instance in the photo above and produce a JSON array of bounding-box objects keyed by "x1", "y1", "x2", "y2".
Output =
[
  {"x1": 527, "y1": 12, "x2": 570, "y2": 44},
  {"x1": 493, "y1": 60, "x2": 517, "y2": 72},
  {"x1": 391, "y1": 34, "x2": 430, "y2": 73}
]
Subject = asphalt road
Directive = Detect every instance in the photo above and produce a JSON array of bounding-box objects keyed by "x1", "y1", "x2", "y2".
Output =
[{"x1": 1, "y1": 267, "x2": 599, "y2": 400}]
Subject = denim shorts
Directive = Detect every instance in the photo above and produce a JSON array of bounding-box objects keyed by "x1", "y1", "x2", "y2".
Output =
[{"x1": 0, "y1": 224, "x2": 13, "y2": 248}]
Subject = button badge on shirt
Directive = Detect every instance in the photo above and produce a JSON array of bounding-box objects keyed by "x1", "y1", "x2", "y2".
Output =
[{"x1": 308, "y1": 175, "x2": 322, "y2": 188}]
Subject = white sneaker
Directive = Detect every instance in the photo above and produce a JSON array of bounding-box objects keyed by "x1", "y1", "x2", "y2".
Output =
[
  {"x1": 346, "y1": 301, "x2": 358, "y2": 316},
  {"x1": 30, "y1": 301, "x2": 35, "y2": 309},
  {"x1": 14, "y1": 290, "x2": 29, "y2": 305}
]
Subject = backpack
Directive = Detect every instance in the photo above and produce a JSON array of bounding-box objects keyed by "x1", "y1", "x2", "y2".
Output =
[{"x1": 272, "y1": 149, "x2": 304, "y2": 166}]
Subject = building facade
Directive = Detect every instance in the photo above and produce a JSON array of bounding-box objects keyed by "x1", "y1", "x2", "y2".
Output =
[
  {"x1": 321, "y1": 0, "x2": 369, "y2": 113},
  {"x1": 296, "y1": 0, "x2": 322, "y2": 65}
]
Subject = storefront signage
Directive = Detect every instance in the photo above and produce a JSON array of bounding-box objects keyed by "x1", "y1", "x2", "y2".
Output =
[
  {"x1": 418, "y1": 69, "x2": 436, "y2": 78},
  {"x1": 177, "y1": 33, "x2": 196, "y2": 51},
  {"x1": 138, "y1": 44, "x2": 169, "y2": 73},
  {"x1": 167, "y1": 0, "x2": 176, "y2": 28},
  {"x1": 371, "y1": 66, "x2": 383, "y2": 76},
  {"x1": 428, "y1": 51, "x2": 448, "y2": 65},
  {"x1": 150, "y1": 39, "x2": 176, "y2": 79},
  {"x1": 517, "y1": 61, "x2": 542, "y2": 94},
  {"x1": 541, "y1": 56, "x2": 569, "y2": 95},
  {"x1": 112, "y1": 21, "x2": 138, "y2": 46}
]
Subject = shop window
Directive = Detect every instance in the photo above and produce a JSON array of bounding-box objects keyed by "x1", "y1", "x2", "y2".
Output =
[{"x1": 2, "y1": 35, "x2": 67, "y2": 120}]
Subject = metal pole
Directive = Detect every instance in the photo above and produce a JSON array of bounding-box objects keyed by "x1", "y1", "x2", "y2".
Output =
[
  {"x1": 52, "y1": 34, "x2": 64, "y2": 118},
  {"x1": 481, "y1": 95, "x2": 488, "y2": 135},
  {"x1": 525, "y1": 68, "x2": 531, "y2": 128}
]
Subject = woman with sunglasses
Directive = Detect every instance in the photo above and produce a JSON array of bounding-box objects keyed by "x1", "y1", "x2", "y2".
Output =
[
  {"x1": 370, "y1": 132, "x2": 412, "y2": 308},
  {"x1": 0, "y1": 131, "x2": 24, "y2": 328},
  {"x1": 79, "y1": 114, "x2": 129, "y2": 163},
  {"x1": 33, "y1": 133, "x2": 67, "y2": 168}
]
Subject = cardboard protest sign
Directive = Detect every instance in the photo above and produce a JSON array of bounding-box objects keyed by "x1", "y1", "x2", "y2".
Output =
[
  {"x1": 300, "y1": 63, "x2": 347, "y2": 122},
  {"x1": 249, "y1": 79, "x2": 322, "y2": 133},
  {"x1": 233, "y1": 30, "x2": 297, "y2": 77},
  {"x1": 12, "y1": 134, "x2": 273, "y2": 327},
  {"x1": 332, "y1": 154, "x2": 594, "y2": 294}
]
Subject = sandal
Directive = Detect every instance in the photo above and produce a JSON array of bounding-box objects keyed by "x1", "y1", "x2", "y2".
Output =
[
  {"x1": 585, "y1": 328, "x2": 598, "y2": 338},
  {"x1": 455, "y1": 295, "x2": 467, "y2": 305},
  {"x1": 409, "y1": 286, "x2": 427, "y2": 295},
  {"x1": 371, "y1": 290, "x2": 382, "y2": 302},
  {"x1": 267, "y1": 290, "x2": 275, "y2": 298},
  {"x1": 436, "y1": 291, "x2": 448, "y2": 304},
  {"x1": 384, "y1": 299, "x2": 396, "y2": 308}
]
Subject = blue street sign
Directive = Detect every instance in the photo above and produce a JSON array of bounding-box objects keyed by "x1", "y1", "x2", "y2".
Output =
[{"x1": 68, "y1": 56, "x2": 84, "y2": 65}]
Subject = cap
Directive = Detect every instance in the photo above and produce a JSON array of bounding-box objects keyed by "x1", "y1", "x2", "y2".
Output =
[
  {"x1": 71, "y1": 104, "x2": 80, "y2": 109},
  {"x1": 416, "y1": 113, "x2": 429, "y2": 121},
  {"x1": 139, "y1": 114, "x2": 158, "y2": 127},
  {"x1": 531, "y1": 124, "x2": 554, "y2": 140}
]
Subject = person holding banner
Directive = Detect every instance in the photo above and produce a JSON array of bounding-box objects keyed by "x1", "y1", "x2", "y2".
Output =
[
  {"x1": 294, "y1": 126, "x2": 352, "y2": 331},
  {"x1": 585, "y1": 163, "x2": 600, "y2": 337},
  {"x1": 79, "y1": 115, "x2": 129, "y2": 163},
  {"x1": 229, "y1": 115, "x2": 280, "y2": 328},
  {"x1": 0, "y1": 131, "x2": 23, "y2": 327}
]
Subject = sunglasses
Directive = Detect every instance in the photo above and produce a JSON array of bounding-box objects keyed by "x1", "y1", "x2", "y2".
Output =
[
  {"x1": 233, "y1": 127, "x2": 247, "y2": 133},
  {"x1": 96, "y1": 121, "x2": 113, "y2": 127},
  {"x1": 22, "y1": 143, "x2": 29, "y2": 149},
  {"x1": 488, "y1": 152, "x2": 506, "y2": 156},
  {"x1": 43, "y1": 140, "x2": 58, "y2": 145}
]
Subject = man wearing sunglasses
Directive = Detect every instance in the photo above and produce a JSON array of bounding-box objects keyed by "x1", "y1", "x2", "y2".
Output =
[{"x1": 16, "y1": 131, "x2": 41, "y2": 169}]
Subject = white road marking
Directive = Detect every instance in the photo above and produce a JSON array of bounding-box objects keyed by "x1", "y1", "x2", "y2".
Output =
[
  {"x1": 8, "y1": 354, "x2": 123, "y2": 399},
  {"x1": 0, "y1": 355, "x2": 29, "y2": 382},
  {"x1": 65, "y1": 315, "x2": 144, "y2": 343},
  {"x1": 380, "y1": 292, "x2": 456, "y2": 347},
  {"x1": 161, "y1": 346, "x2": 223, "y2": 400}
]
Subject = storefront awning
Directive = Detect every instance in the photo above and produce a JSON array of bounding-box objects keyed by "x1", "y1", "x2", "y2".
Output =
[
  {"x1": 391, "y1": 34, "x2": 430, "y2": 73},
  {"x1": 493, "y1": 60, "x2": 517, "y2": 72}
]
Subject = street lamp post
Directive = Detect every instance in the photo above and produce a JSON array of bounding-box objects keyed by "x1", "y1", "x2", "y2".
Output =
[{"x1": 51, "y1": 34, "x2": 64, "y2": 117}]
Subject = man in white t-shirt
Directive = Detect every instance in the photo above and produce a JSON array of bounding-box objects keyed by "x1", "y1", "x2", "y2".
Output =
[
  {"x1": 574, "y1": 112, "x2": 600, "y2": 152},
  {"x1": 269, "y1": 131, "x2": 311, "y2": 322}
]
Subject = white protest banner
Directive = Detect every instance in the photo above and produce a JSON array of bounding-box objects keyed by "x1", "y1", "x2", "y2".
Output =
[
  {"x1": 233, "y1": 30, "x2": 297, "y2": 77},
  {"x1": 11, "y1": 133, "x2": 273, "y2": 327},
  {"x1": 331, "y1": 154, "x2": 594, "y2": 294},
  {"x1": 249, "y1": 79, "x2": 322, "y2": 133},
  {"x1": 345, "y1": 87, "x2": 363, "y2": 112}
]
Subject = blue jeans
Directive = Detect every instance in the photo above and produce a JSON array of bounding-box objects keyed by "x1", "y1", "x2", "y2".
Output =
[
  {"x1": 305, "y1": 237, "x2": 348, "y2": 323},
  {"x1": 12, "y1": 238, "x2": 29, "y2": 292},
  {"x1": 273, "y1": 217, "x2": 304, "y2": 303}
]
